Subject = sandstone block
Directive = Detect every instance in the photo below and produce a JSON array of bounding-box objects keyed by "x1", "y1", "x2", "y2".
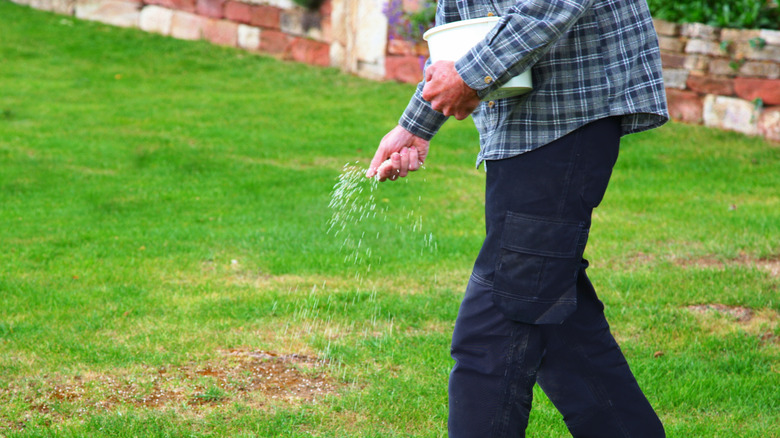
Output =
[
  {"x1": 388, "y1": 39, "x2": 415, "y2": 56},
  {"x1": 260, "y1": 29, "x2": 290, "y2": 54},
  {"x1": 75, "y1": 0, "x2": 141, "y2": 28},
  {"x1": 703, "y1": 95, "x2": 759, "y2": 136},
  {"x1": 139, "y1": 5, "x2": 173, "y2": 35},
  {"x1": 686, "y1": 74, "x2": 734, "y2": 96},
  {"x1": 665, "y1": 89, "x2": 703, "y2": 124},
  {"x1": 237, "y1": 24, "x2": 261, "y2": 50},
  {"x1": 739, "y1": 61, "x2": 780, "y2": 79},
  {"x1": 658, "y1": 35, "x2": 685, "y2": 53},
  {"x1": 685, "y1": 38, "x2": 724, "y2": 56},
  {"x1": 758, "y1": 106, "x2": 780, "y2": 142},
  {"x1": 681, "y1": 22, "x2": 719, "y2": 40},
  {"x1": 661, "y1": 52, "x2": 686, "y2": 69},
  {"x1": 759, "y1": 29, "x2": 780, "y2": 46},
  {"x1": 720, "y1": 28, "x2": 760, "y2": 43},
  {"x1": 250, "y1": 4, "x2": 281, "y2": 29},
  {"x1": 734, "y1": 42, "x2": 780, "y2": 62},
  {"x1": 246, "y1": 0, "x2": 292, "y2": 7},
  {"x1": 170, "y1": 10, "x2": 204, "y2": 40},
  {"x1": 329, "y1": 41, "x2": 346, "y2": 69},
  {"x1": 203, "y1": 19, "x2": 238, "y2": 46},
  {"x1": 224, "y1": 1, "x2": 251, "y2": 23},
  {"x1": 653, "y1": 19, "x2": 679, "y2": 37},
  {"x1": 196, "y1": 0, "x2": 225, "y2": 18},
  {"x1": 709, "y1": 59, "x2": 739, "y2": 77},
  {"x1": 734, "y1": 78, "x2": 780, "y2": 105},
  {"x1": 145, "y1": 0, "x2": 195, "y2": 13},
  {"x1": 662, "y1": 68, "x2": 690, "y2": 89},
  {"x1": 289, "y1": 38, "x2": 330, "y2": 66},
  {"x1": 683, "y1": 54, "x2": 710, "y2": 73},
  {"x1": 385, "y1": 55, "x2": 424, "y2": 84}
]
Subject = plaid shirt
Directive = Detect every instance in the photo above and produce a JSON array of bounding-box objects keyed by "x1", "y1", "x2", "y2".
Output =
[{"x1": 399, "y1": 0, "x2": 669, "y2": 167}]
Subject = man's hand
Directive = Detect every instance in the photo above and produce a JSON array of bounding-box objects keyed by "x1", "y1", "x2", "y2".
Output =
[
  {"x1": 366, "y1": 125, "x2": 430, "y2": 182},
  {"x1": 422, "y1": 61, "x2": 480, "y2": 120}
]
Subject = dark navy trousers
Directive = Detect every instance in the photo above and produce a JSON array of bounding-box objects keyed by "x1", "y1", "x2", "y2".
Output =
[{"x1": 448, "y1": 117, "x2": 665, "y2": 437}]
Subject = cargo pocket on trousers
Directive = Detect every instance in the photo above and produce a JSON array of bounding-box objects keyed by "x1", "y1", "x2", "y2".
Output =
[{"x1": 492, "y1": 212, "x2": 589, "y2": 324}]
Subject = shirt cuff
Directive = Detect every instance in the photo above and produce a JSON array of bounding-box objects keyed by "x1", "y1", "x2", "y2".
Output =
[
  {"x1": 455, "y1": 43, "x2": 513, "y2": 100},
  {"x1": 399, "y1": 89, "x2": 448, "y2": 141}
]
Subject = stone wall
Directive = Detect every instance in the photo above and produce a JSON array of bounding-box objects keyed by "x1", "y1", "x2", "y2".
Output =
[
  {"x1": 656, "y1": 19, "x2": 780, "y2": 142},
  {"x1": 8, "y1": 0, "x2": 780, "y2": 142},
  {"x1": 8, "y1": 0, "x2": 389, "y2": 78}
]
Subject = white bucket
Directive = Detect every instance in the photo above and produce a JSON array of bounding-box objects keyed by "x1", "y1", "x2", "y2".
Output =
[{"x1": 423, "y1": 17, "x2": 532, "y2": 101}]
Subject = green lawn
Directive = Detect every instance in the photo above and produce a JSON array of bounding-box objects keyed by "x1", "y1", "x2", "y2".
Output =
[{"x1": 1, "y1": 1, "x2": 778, "y2": 436}]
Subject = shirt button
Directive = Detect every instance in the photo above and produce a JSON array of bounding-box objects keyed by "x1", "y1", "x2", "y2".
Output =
[
  {"x1": 484, "y1": 76, "x2": 493, "y2": 84},
  {"x1": 488, "y1": 101, "x2": 495, "y2": 108}
]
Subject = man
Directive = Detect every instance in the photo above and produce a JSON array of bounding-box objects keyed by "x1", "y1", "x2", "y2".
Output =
[{"x1": 366, "y1": 0, "x2": 668, "y2": 436}]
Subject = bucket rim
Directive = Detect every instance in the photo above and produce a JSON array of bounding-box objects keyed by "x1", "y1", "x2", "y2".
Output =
[{"x1": 422, "y1": 16, "x2": 500, "y2": 41}]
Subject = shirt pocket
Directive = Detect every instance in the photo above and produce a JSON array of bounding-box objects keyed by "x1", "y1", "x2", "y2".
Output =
[{"x1": 492, "y1": 212, "x2": 589, "y2": 324}]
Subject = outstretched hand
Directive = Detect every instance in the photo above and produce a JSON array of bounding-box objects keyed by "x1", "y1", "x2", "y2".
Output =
[
  {"x1": 366, "y1": 125, "x2": 430, "y2": 182},
  {"x1": 422, "y1": 61, "x2": 480, "y2": 120}
]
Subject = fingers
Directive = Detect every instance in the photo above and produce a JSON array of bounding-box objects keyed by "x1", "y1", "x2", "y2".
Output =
[
  {"x1": 408, "y1": 147, "x2": 420, "y2": 171},
  {"x1": 373, "y1": 148, "x2": 423, "y2": 182},
  {"x1": 399, "y1": 148, "x2": 410, "y2": 178}
]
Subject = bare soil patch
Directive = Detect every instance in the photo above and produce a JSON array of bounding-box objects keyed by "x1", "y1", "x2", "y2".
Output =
[
  {"x1": 686, "y1": 304, "x2": 779, "y2": 346},
  {"x1": 2, "y1": 349, "x2": 340, "y2": 431},
  {"x1": 674, "y1": 253, "x2": 780, "y2": 278}
]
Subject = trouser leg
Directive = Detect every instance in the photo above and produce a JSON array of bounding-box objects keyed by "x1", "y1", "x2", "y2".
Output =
[
  {"x1": 448, "y1": 274, "x2": 543, "y2": 437},
  {"x1": 448, "y1": 117, "x2": 663, "y2": 437},
  {"x1": 537, "y1": 266, "x2": 666, "y2": 438}
]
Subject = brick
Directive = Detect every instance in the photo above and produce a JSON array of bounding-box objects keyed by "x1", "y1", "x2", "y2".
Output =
[
  {"x1": 734, "y1": 78, "x2": 780, "y2": 106},
  {"x1": 739, "y1": 61, "x2": 780, "y2": 79},
  {"x1": 758, "y1": 106, "x2": 780, "y2": 142},
  {"x1": 203, "y1": 19, "x2": 238, "y2": 46},
  {"x1": 653, "y1": 19, "x2": 679, "y2": 37},
  {"x1": 139, "y1": 5, "x2": 173, "y2": 35},
  {"x1": 170, "y1": 11, "x2": 204, "y2": 40},
  {"x1": 75, "y1": 0, "x2": 141, "y2": 28},
  {"x1": 196, "y1": 0, "x2": 224, "y2": 19},
  {"x1": 681, "y1": 22, "x2": 719, "y2": 40},
  {"x1": 385, "y1": 55, "x2": 424, "y2": 84},
  {"x1": 260, "y1": 29, "x2": 290, "y2": 54},
  {"x1": 662, "y1": 68, "x2": 689, "y2": 89},
  {"x1": 666, "y1": 88, "x2": 703, "y2": 124},
  {"x1": 250, "y1": 4, "x2": 281, "y2": 29},
  {"x1": 289, "y1": 37, "x2": 330, "y2": 66},
  {"x1": 658, "y1": 35, "x2": 685, "y2": 53},
  {"x1": 224, "y1": 1, "x2": 250, "y2": 23},
  {"x1": 686, "y1": 74, "x2": 734, "y2": 96},
  {"x1": 703, "y1": 95, "x2": 759, "y2": 136},
  {"x1": 685, "y1": 38, "x2": 724, "y2": 56},
  {"x1": 237, "y1": 24, "x2": 261, "y2": 50}
]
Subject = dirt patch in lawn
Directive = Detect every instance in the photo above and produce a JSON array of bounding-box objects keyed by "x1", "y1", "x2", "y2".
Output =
[
  {"x1": 686, "y1": 304, "x2": 779, "y2": 346},
  {"x1": 2, "y1": 349, "x2": 340, "y2": 432},
  {"x1": 674, "y1": 253, "x2": 780, "y2": 278}
]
